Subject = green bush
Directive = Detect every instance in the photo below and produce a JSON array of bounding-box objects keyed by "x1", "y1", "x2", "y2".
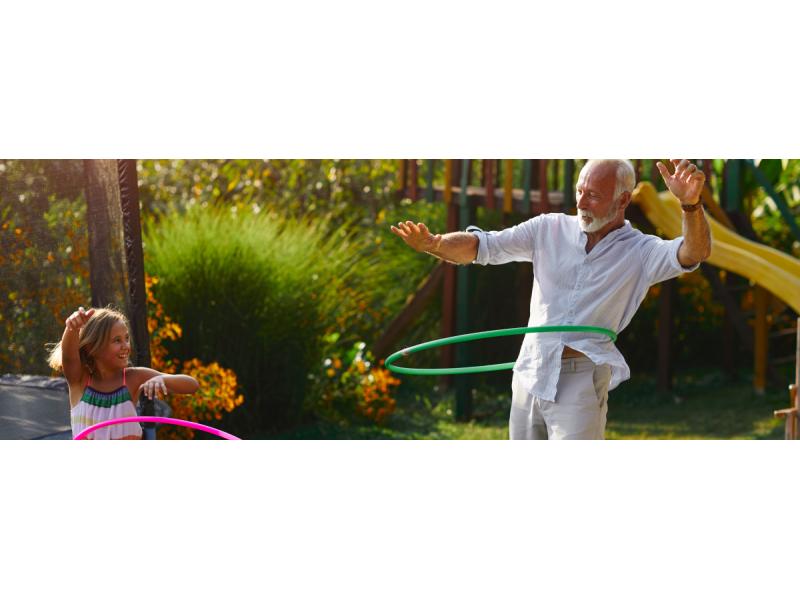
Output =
[{"x1": 144, "y1": 205, "x2": 361, "y2": 433}]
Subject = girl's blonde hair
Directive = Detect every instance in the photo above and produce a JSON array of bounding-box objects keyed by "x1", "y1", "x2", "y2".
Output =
[{"x1": 47, "y1": 307, "x2": 131, "y2": 374}]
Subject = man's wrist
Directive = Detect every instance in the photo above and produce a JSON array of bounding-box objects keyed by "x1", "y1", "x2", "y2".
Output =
[
  {"x1": 681, "y1": 197, "x2": 703, "y2": 212},
  {"x1": 423, "y1": 240, "x2": 441, "y2": 258}
]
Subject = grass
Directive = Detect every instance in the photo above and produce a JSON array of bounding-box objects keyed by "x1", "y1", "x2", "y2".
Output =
[
  {"x1": 267, "y1": 367, "x2": 791, "y2": 440},
  {"x1": 604, "y1": 369, "x2": 788, "y2": 440}
]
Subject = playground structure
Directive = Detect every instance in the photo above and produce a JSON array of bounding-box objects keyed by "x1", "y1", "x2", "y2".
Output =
[
  {"x1": 633, "y1": 181, "x2": 800, "y2": 394},
  {"x1": 380, "y1": 159, "x2": 800, "y2": 436},
  {"x1": 773, "y1": 322, "x2": 800, "y2": 439},
  {"x1": 633, "y1": 182, "x2": 800, "y2": 314}
]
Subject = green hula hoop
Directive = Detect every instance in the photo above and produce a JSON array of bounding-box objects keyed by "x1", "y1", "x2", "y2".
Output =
[{"x1": 385, "y1": 325, "x2": 617, "y2": 376}]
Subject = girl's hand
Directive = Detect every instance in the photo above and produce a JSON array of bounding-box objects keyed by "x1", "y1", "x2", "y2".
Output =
[
  {"x1": 141, "y1": 375, "x2": 168, "y2": 401},
  {"x1": 66, "y1": 307, "x2": 95, "y2": 332}
]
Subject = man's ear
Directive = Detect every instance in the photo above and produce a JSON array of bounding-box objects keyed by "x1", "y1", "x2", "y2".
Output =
[{"x1": 619, "y1": 191, "x2": 633, "y2": 211}]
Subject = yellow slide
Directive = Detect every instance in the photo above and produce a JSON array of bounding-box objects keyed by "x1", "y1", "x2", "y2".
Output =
[{"x1": 632, "y1": 182, "x2": 800, "y2": 314}]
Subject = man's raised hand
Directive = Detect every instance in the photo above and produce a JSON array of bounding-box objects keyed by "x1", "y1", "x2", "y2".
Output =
[
  {"x1": 656, "y1": 159, "x2": 706, "y2": 205},
  {"x1": 390, "y1": 221, "x2": 442, "y2": 253}
]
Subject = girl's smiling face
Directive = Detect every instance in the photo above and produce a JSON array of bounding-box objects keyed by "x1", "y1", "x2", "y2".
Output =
[{"x1": 95, "y1": 320, "x2": 131, "y2": 370}]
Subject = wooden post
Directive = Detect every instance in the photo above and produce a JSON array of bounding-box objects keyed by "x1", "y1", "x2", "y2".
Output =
[
  {"x1": 116, "y1": 160, "x2": 150, "y2": 370},
  {"x1": 794, "y1": 319, "x2": 800, "y2": 438},
  {"x1": 563, "y1": 159, "x2": 575, "y2": 212},
  {"x1": 83, "y1": 160, "x2": 129, "y2": 311},
  {"x1": 722, "y1": 306, "x2": 737, "y2": 379},
  {"x1": 779, "y1": 321, "x2": 800, "y2": 439},
  {"x1": 440, "y1": 160, "x2": 459, "y2": 385},
  {"x1": 444, "y1": 160, "x2": 453, "y2": 204},
  {"x1": 455, "y1": 159, "x2": 473, "y2": 421},
  {"x1": 440, "y1": 255, "x2": 457, "y2": 388},
  {"x1": 539, "y1": 159, "x2": 549, "y2": 213},
  {"x1": 650, "y1": 159, "x2": 661, "y2": 187},
  {"x1": 452, "y1": 160, "x2": 463, "y2": 198},
  {"x1": 503, "y1": 159, "x2": 514, "y2": 215},
  {"x1": 409, "y1": 159, "x2": 419, "y2": 201},
  {"x1": 117, "y1": 159, "x2": 155, "y2": 438},
  {"x1": 398, "y1": 159, "x2": 408, "y2": 198},
  {"x1": 657, "y1": 279, "x2": 675, "y2": 391},
  {"x1": 701, "y1": 159, "x2": 712, "y2": 190},
  {"x1": 484, "y1": 159, "x2": 496, "y2": 211},
  {"x1": 753, "y1": 285, "x2": 769, "y2": 395},
  {"x1": 721, "y1": 271, "x2": 737, "y2": 380},
  {"x1": 551, "y1": 160, "x2": 559, "y2": 200},
  {"x1": 522, "y1": 159, "x2": 532, "y2": 215},
  {"x1": 795, "y1": 318, "x2": 800, "y2": 402},
  {"x1": 530, "y1": 159, "x2": 540, "y2": 190},
  {"x1": 425, "y1": 160, "x2": 435, "y2": 203}
]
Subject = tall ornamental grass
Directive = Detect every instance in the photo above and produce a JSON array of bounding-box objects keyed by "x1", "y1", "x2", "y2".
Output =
[{"x1": 144, "y1": 205, "x2": 360, "y2": 433}]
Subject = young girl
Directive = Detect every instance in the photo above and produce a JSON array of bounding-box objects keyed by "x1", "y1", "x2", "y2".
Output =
[{"x1": 47, "y1": 306, "x2": 199, "y2": 440}]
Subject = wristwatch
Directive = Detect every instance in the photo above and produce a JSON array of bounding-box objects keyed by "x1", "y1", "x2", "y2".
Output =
[{"x1": 681, "y1": 199, "x2": 703, "y2": 212}]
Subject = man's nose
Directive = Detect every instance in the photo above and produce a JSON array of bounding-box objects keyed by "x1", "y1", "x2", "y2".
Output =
[{"x1": 576, "y1": 192, "x2": 588, "y2": 209}]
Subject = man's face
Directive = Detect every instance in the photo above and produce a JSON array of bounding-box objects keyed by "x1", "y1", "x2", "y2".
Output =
[{"x1": 575, "y1": 163, "x2": 622, "y2": 233}]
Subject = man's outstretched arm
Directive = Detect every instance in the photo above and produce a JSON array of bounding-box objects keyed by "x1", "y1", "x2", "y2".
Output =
[
  {"x1": 657, "y1": 159, "x2": 712, "y2": 267},
  {"x1": 390, "y1": 221, "x2": 478, "y2": 265}
]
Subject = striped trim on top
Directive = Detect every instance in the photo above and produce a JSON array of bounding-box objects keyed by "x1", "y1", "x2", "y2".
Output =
[{"x1": 79, "y1": 385, "x2": 134, "y2": 408}]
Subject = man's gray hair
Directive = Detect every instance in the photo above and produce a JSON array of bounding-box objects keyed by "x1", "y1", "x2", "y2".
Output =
[{"x1": 583, "y1": 159, "x2": 636, "y2": 202}]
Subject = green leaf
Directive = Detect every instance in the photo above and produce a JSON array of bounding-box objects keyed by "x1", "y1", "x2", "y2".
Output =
[{"x1": 756, "y1": 159, "x2": 782, "y2": 186}]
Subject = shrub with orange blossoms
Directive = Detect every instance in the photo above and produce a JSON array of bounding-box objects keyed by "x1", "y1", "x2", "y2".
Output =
[
  {"x1": 145, "y1": 274, "x2": 183, "y2": 370},
  {"x1": 316, "y1": 338, "x2": 400, "y2": 426},
  {"x1": 145, "y1": 275, "x2": 244, "y2": 439}
]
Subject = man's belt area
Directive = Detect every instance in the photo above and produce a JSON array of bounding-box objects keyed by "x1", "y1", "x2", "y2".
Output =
[{"x1": 562, "y1": 346, "x2": 587, "y2": 359}]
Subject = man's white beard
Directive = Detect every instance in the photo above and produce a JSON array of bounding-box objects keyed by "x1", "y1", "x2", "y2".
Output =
[{"x1": 578, "y1": 199, "x2": 619, "y2": 233}]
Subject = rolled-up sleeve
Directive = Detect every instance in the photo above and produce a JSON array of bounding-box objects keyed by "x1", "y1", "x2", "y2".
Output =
[
  {"x1": 466, "y1": 218, "x2": 538, "y2": 266},
  {"x1": 642, "y1": 235, "x2": 700, "y2": 285},
  {"x1": 466, "y1": 226, "x2": 490, "y2": 265}
]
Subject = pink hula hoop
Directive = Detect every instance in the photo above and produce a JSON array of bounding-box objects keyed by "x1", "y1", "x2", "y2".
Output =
[{"x1": 73, "y1": 416, "x2": 241, "y2": 440}]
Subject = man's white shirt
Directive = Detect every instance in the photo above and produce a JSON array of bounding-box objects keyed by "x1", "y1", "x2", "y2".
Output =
[{"x1": 469, "y1": 213, "x2": 699, "y2": 402}]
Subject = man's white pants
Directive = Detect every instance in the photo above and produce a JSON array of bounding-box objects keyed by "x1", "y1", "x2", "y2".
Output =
[{"x1": 509, "y1": 357, "x2": 612, "y2": 440}]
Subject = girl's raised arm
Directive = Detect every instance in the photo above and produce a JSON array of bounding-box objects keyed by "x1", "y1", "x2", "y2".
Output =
[{"x1": 60, "y1": 307, "x2": 94, "y2": 384}]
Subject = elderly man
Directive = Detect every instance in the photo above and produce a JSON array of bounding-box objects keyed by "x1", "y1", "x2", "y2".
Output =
[{"x1": 391, "y1": 159, "x2": 711, "y2": 440}]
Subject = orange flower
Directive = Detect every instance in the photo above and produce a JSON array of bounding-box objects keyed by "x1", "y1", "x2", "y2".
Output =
[{"x1": 146, "y1": 274, "x2": 244, "y2": 439}]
